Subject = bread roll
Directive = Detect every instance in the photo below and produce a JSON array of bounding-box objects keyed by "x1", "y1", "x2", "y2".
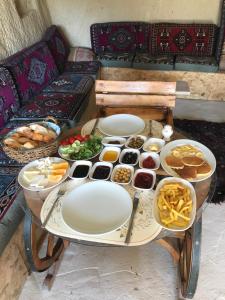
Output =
[
  {"x1": 23, "y1": 141, "x2": 38, "y2": 149},
  {"x1": 4, "y1": 138, "x2": 22, "y2": 149},
  {"x1": 29, "y1": 124, "x2": 48, "y2": 135},
  {"x1": 31, "y1": 132, "x2": 44, "y2": 141},
  {"x1": 18, "y1": 137, "x2": 31, "y2": 144}
]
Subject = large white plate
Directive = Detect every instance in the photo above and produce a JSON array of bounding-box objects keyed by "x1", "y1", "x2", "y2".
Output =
[
  {"x1": 160, "y1": 139, "x2": 216, "y2": 182},
  {"x1": 98, "y1": 114, "x2": 145, "y2": 137},
  {"x1": 61, "y1": 181, "x2": 133, "y2": 235}
]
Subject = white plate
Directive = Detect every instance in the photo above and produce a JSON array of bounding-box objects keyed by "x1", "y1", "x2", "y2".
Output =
[
  {"x1": 160, "y1": 139, "x2": 216, "y2": 182},
  {"x1": 89, "y1": 162, "x2": 113, "y2": 181},
  {"x1": 125, "y1": 135, "x2": 147, "y2": 150},
  {"x1": 18, "y1": 157, "x2": 69, "y2": 192},
  {"x1": 119, "y1": 148, "x2": 140, "y2": 166},
  {"x1": 111, "y1": 164, "x2": 134, "y2": 186},
  {"x1": 132, "y1": 169, "x2": 156, "y2": 191},
  {"x1": 61, "y1": 181, "x2": 133, "y2": 235},
  {"x1": 99, "y1": 146, "x2": 121, "y2": 163},
  {"x1": 98, "y1": 114, "x2": 145, "y2": 137},
  {"x1": 153, "y1": 177, "x2": 196, "y2": 231},
  {"x1": 139, "y1": 152, "x2": 160, "y2": 170},
  {"x1": 69, "y1": 161, "x2": 92, "y2": 180},
  {"x1": 143, "y1": 138, "x2": 165, "y2": 153}
]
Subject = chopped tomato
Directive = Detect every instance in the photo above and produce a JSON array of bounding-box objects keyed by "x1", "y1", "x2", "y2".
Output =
[{"x1": 69, "y1": 137, "x2": 76, "y2": 144}]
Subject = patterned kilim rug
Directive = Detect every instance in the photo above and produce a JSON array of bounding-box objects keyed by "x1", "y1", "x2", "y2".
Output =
[
  {"x1": 0, "y1": 167, "x2": 21, "y2": 220},
  {"x1": 174, "y1": 119, "x2": 225, "y2": 204}
]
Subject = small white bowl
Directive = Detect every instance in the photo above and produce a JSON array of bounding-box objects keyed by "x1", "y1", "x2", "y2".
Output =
[
  {"x1": 125, "y1": 135, "x2": 147, "y2": 150},
  {"x1": 102, "y1": 136, "x2": 126, "y2": 148},
  {"x1": 99, "y1": 147, "x2": 121, "y2": 163},
  {"x1": 143, "y1": 138, "x2": 165, "y2": 153},
  {"x1": 153, "y1": 177, "x2": 196, "y2": 231},
  {"x1": 69, "y1": 160, "x2": 92, "y2": 180},
  {"x1": 139, "y1": 152, "x2": 160, "y2": 170},
  {"x1": 119, "y1": 148, "x2": 140, "y2": 166},
  {"x1": 111, "y1": 164, "x2": 134, "y2": 185},
  {"x1": 89, "y1": 162, "x2": 113, "y2": 181},
  {"x1": 132, "y1": 169, "x2": 156, "y2": 191}
]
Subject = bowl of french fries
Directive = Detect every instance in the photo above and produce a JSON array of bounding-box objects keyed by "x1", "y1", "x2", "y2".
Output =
[{"x1": 153, "y1": 177, "x2": 196, "y2": 231}]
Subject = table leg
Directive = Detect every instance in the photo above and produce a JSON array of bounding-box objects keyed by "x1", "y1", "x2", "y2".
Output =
[
  {"x1": 179, "y1": 217, "x2": 202, "y2": 299},
  {"x1": 23, "y1": 208, "x2": 65, "y2": 272}
]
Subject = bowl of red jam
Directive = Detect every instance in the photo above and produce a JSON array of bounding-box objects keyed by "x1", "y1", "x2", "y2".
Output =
[
  {"x1": 139, "y1": 152, "x2": 160, "y2": 170},
  {"x1": 132, "y1": 169, "x2": 156, "y2": 190}
]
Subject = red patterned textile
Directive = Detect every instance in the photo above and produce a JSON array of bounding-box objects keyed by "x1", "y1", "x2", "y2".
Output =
[
  {"x1": 151, "y1": 23, "x2": 217, "y2": 56},
  {"x1": 43, "y1": 25, "x2": 70, "y2": 73},
  {"x1": 0, "y1": 67, "x2": 20, "y2": 129},
  {"x1": 13, "y1": 93, "x2": 85, "y2": 121},
  {"x1": 3, "y1": 42, "x2": 59, "y2": 105},
  {"x1": 91, "y1": 22, "x2": 150, "y2": 54}
]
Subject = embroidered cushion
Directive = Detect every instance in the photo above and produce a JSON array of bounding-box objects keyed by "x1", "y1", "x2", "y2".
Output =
[
  {"x1": 91, "y1": 22, "x2": 150, "y2": 54},
  {"x1": 43, "y1": 25, "x2": 70, "y2": 72},
  {"x1": 3, "y1": 42, "x2": 58, "y2": 105},
  {"x1": 175, "y1": 55, "x2": 218, "y2": 72},
  {"x1": 132, "y1": 53, "x2": 174, "y2": 70},
  {"x1": 43, "y1": 73, "x2": 94, "y2": 94},
  {"x1": 0, "y1": 67, "x2": 20, "y2": 129},
  {"x1": 13, "y1": 93, "x2": 85, "y2": 121},
  {"x1": 151, "y1": 23, "x2": 218, "y2": 56},
  {"x1": 96, "y1": 52, "x2": 134, "y2": 68},
  {"x1": 68, "y1": 47, "x2": 95, "y2": 62},
  {"x1": 65, "y1": 61, "x2": 101, "y2": 77}
]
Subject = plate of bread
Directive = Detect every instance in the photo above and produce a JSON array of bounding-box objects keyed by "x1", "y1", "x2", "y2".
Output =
[
  {"x1": 18, "y1": 157, "x2": 69, "y2": 191},
  {"x1": 2, "y1": 122, "x2": 60, "y2": 150},
  {"x1": 160, "y1": 139, "x2": 216, "y2": 182}
]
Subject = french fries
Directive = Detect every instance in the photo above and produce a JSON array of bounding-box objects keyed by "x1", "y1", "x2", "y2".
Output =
[{"x1": 157, "y1": 183, "x2": 193, "y2": 229}]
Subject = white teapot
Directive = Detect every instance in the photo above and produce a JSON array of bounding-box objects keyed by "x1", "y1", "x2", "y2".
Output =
[{"x1": 162, "y1": 125, "x2": 173, "y2": 141}]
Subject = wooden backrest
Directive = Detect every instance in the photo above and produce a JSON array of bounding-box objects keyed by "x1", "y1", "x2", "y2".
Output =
[{"x1": 95, "y1": 80, "x2": 178, "y2": 125}]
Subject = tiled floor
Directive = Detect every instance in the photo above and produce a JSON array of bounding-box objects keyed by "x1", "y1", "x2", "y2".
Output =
[{"x1": 19, "y1": 203, "x2": 225, "y2": 300}]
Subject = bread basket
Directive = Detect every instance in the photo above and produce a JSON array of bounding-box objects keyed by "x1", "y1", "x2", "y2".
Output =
[{"x1": 1, "y1": 117, "x2": 61, "y2": 163}]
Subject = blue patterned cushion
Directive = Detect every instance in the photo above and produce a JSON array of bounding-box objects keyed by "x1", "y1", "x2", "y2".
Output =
[
  {"x1": 13, "y1": 93, "x2": 86, "y2": 121},
  {"x1": 43, "y1": 73, "x2": 94, "y2": 94}
]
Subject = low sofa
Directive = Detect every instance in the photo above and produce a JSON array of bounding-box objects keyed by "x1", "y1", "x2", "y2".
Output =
[
  {"x1": 90, "y1": 22, "x2": 220, "y2": 72},
  {"x1": 0, "y1": 25, "x2": 101, "y2": 255}
]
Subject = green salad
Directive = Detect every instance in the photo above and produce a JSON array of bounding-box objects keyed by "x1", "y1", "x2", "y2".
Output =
[{"x1": 59, "y1": 135, "x2": 102, "y2": 160}]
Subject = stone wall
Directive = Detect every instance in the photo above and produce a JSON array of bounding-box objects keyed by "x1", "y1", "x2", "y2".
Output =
[{"x1": 0, "y1": 0, "x2": 51, "y2": 60}]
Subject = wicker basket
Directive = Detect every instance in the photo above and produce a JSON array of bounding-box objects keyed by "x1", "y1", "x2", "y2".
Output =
[{"x1": 2, "y1": 117, "x2": 61, "y2": 164}]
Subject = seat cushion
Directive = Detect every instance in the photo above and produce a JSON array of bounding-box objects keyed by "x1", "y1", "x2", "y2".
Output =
[
  {"x1": 68, "y1": 47, "x2": 95, "y2": 62},
  {"x1": 151, "y1": 23, "x2": 218, "y2": 57},
  {"x1": 96, "y1": 52, "x2": 134, "y2": 68},
  {"x1": 133, "y1": 53, "x2": 174, "y2": 70},
  {"x1": 91, "y1": 22, "x2": 150, "y2": 54},
  {"x1": 3, "y1": 42, "x2": 59, "y2": 105},
  {"x1": 13, "y1": 93, "x2": 86, "y2": 121},
  {"x1": 43, "y1": 25, "x2": 70, "y2": 73},
  {"x1": 175, "y1": 56, "x2": 218, "y2": 72},
  {"x1": 43, "y1": 73, "x2": 94, "y2": 94},
  {"x1": 64, "y1": 61, "x2": 101, "y2": 78},
  {"x1": 0, "y1": 67, "x2": 20, "y2": 129}
]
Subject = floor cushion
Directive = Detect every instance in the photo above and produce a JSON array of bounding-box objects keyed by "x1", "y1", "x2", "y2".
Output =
[
  {"x1": 151, "y1": 23, "x2": 218, "y2": 57},
  {"x1": 132, "y1": 53, "x2": 174, "y2": 70},
  {"x1": 68, "y1": 47, "x2": 95, "y2": 62},
  {"x1": 0, "y1": 67, "x2": 20, "y2": 129},
  {"x1": 43, "y1": 73, "x2": 94, "y2": 94},
  {"x1": 175, "y1": 56, "x2": 218, "y2": 72},
  {"x1": 3, "y1": 42, "x2": 59, "y2": 105},
  {"x1": 43, "y1": 25, "x2": 70, "y2": 73},
  {"x1": 91, "y1": 22, "x2": 150, "y2": 54},
  {"x1": 64, "y1": 61, "x2": 101, "y2": 78},
  {"x1": 13, "y1": 93, "x2": 87, "y2": 121},
  {"x1": 0, "y1": 170, "x2": 25, "y2": 255},
  {"x1": 96, "y1": 52, "x2": 134, "y2": 68}
]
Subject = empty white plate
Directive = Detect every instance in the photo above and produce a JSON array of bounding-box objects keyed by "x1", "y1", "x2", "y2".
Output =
[
  {"x1": 61, "y1": 181, "x2": 133, "y2": 235},
  {"x1": 98, "y1": 114, "x2": 145, "y2": 137}
]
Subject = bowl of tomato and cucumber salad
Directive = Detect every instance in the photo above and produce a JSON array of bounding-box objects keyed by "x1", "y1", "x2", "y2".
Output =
[{"x1": 58, "y1": 134, "x2": 103, "y2": 161}]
